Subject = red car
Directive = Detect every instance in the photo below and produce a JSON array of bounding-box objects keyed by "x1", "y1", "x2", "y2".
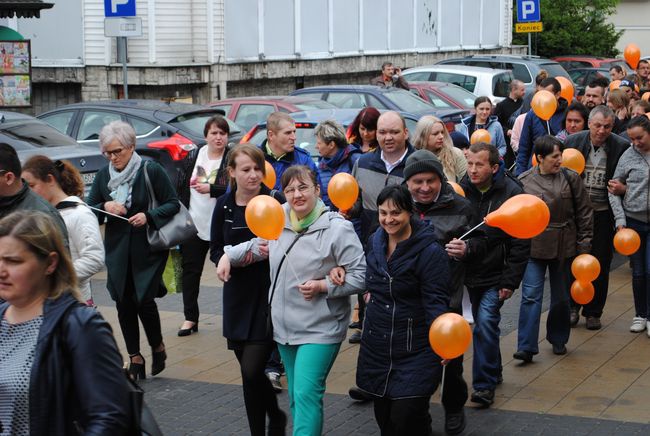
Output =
[
  {"x1": 552, "y1": 56, "x2": 628, "y2": 71},
  {"x1": 407, "y1": 81, "x2": 477, "y2": 111},
  {"x1": 210, "y1": 96, "x2": 336, "y2": 133}
]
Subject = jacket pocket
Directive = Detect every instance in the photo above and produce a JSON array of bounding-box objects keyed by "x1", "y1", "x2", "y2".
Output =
[{"x1": 407, "y1": 318, "x2": 413, "y2": 352}]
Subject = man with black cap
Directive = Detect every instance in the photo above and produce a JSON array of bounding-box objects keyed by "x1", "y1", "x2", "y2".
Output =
[{"x1": 403, "y1": 149, "x2": 486, "y2": 434}]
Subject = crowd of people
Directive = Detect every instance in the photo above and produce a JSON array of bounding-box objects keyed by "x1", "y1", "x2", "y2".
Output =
[{"x1": 1, "y1": 59, "x2": 650, "y2": 436}]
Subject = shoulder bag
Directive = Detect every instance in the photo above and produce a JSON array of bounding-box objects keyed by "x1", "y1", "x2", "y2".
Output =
[{"x1": 143, "y1": 161, "x2": 197, "y2": 251}]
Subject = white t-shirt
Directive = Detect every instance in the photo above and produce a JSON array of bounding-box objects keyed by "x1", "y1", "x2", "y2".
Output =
[{"x1": 189, "y1": 146, "x2": 223, "y2": 240}]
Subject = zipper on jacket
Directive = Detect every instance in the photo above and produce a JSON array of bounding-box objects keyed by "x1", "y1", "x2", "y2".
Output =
[
  {"x1": 407, "y1": 318, "x2": 413, "y2": 352},
  {"x1": 381, "y1": 270, "x2": 395, "y2": 397}
]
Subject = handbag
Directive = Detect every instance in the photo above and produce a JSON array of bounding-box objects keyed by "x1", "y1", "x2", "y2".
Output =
[{"x1": 143, "y1": 161, "x2": 197, "y2": 251}]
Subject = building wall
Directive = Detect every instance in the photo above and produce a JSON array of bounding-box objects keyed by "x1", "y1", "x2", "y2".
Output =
[{"x1": 610, "y1": 0, "x2": 650, "y2": 59}]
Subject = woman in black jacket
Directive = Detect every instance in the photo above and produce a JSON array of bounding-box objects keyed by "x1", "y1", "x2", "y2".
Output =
[
  {"x1": 211, "y1": 144, "x2": 286, "y2": 436},
  {"x1": 356, "y1": 185, "x2": 451, "y2": 436},
  {"x1": 0, "y1": 211, "x2": 130, "y2": 435},
  {"x1": 177, "y1": 115, "x2": 230, "y2": 336}
]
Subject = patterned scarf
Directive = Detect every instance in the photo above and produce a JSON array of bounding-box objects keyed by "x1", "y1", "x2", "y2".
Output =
[
  {"x1": 290, "y1": 199, "x2": 327, "y2": 232},
  {"x1": 107, "y1": 151, "x2": 142, "y2": 208}
]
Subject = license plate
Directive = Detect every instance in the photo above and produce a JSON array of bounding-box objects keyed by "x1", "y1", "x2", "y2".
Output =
[{"x1": 82, "y1": 172, "x2": 96, "y2": 185}]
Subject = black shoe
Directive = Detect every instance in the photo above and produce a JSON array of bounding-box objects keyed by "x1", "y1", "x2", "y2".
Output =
[
  {"x1": 445, "y1": 409, "x2": 466, "y2": 435},
  {"x1": 470, "y1": 389, "x2": 494, "y2": 407},
  {"x1": 348, "y1": 330, "x2": 362, "y2": 344},
  {"x1": 586, "y1": 316, "x2": 602, "y2": 330},
  {"x1": 348, "y1": 386, "x2": 373, "y2": 402},
  {"x1": 348, "y1": 321, "x2": 361, "y2": 330},
  {"x1": 496, "y1": 375, "x2": 503, "y2": 385},
  {"x1": 570, "y1": 309, "x2": 579, "y2": 327},
  {"x1": 552, "y1": 343, "x2": 567, "y2": 355},
  {"x1": 128, "y1": 353, "x2": 146, "y2": 380},
  {"x1": 178, "y1": 321, "x2": 198, "y2": 337},
  {"x1": 513, "y1": 350, "x2": 534, "y2": 363},
  {"x1": 268, "y1": 409, "x2": 287, "y2": 436},
  {"x1": 151, "y1": 344, "x2": 166, "y2": 376}
]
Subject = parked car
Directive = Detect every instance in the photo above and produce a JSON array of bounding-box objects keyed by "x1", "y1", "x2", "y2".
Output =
[
  {"x1": 401, "y1": 65, "x2": 511, "y2": 103},
  {"x1": 407, "y1": 81, "x2": 477, "y2": 111},
  {"x1": 436, "y1": 55, "x2": 571, "y2": 91},
  {"x1": 240, "y1": 108, "x2": 421, "y2": 160},
  {"x1": 289, "y1": 85, "x2": 468, "y2": 129},
  {"x1": 553, "y1": 56, "x2": 627, "y2": 71},
  {"x1": 568, "y1": 68, "x2": 610, "y2": 97},
  {"x1": 0, "y1": 111, "x2": 105, "y2": 193},
  {"x1": 210, "y1": 96, "x2": 336, "y2": 133},
  {"x1": 38, "y1": 100, "x2": 243, "y2": 186}
]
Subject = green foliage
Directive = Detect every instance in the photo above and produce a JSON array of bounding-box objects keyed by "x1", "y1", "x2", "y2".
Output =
[{"x1": 512, "y1": 0, "x2": 623, "y2": 58}]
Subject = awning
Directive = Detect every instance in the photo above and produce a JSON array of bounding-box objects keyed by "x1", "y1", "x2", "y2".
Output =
[{"x1": 0, "y1": 0, "x2": 54, "y2": 19}]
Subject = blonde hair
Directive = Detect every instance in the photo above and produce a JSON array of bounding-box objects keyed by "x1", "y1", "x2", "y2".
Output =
[
  {"x1": 0, "y1": 211, "x2": 80, "y2": 301},
  {"x1": 226, "y1": 143, "x2": 267, "y2": 189},
  {"x1": 413, "y1": 116, "x2": 456, "y2": 178}
]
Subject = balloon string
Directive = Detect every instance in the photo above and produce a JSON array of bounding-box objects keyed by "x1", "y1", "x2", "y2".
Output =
[
  {"x1": 546, "y1": 120, "x2": 551, "y2": 135},
  {"x1": 459, "y1": 221, "x2": 485, "y2": 240},
  {"x1": 440, "y1": 363, "x2": 447, "y2": 400},
  {"x1": 281, "y1": 247, "x2": 302, "y2": 285}
]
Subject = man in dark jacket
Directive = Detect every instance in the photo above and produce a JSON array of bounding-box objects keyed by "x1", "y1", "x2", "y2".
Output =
[
  {"x1": 564, "y1": 105, "x2": 630, "y2": 330},
  {"x1": 460, "y1": 143, "x2": 530, "y2": 408},
  {"x1": 516, "y1": 77, "x2": 568, "y2": 176},
  {"x1": 370, "y1": 62, "x2": 409, "y2": 90},
  {"x1": 403, "y1": 149, "x2": 486, "y2": 434},
  {"x1": 259, "y1": 112, "x2": 320, "y2": 190},
  {"x1": 0, "y1": 143, "x2": 68, "y2": 241},
  {"x1": 495, "y1": 80, "x2": 526, "y2": 168}
]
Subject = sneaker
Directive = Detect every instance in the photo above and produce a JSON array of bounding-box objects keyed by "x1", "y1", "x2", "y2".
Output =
[
  {"x1": 348, "y1": 330, "x2": 362, "y2": 344},
  {"x1": 570, "y1": 309, "x2": 579, "y2": 327},
  {"x1": 267, "y1": 372, "x2": 282, "y2": 393},
  {"x1": 513, "y1": 350, "x2": 533, "y2": 363},
  {"x1": 630, "y1": 317, "x2": 646, "y2": 333},
  {"x1": 585, "y1": 316, "x2": 601, "y2": 330},
  {"x1": 348, "y1": 386, "x2": 373, "y2": 402},
  {"x1": 444, "y1": 409, "x2": 466, "y2": 435},
  {"x1": 552, "y1": 343, "x2": 567, "y2": 355},
  {"x1": 470, "y1": 389, "x2": 494, "y2": 407}
]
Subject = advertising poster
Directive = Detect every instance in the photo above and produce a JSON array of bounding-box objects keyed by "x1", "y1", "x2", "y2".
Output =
[{"x1": 0, "y1": 40, "x2": 31, "y2": 107}]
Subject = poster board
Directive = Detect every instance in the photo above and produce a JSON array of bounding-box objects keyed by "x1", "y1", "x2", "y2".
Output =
[{"x1": 0, "y1": 40, "x2": 31, "y2": 107}]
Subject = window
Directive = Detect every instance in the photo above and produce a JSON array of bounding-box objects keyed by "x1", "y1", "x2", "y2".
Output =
[
  {"x1": 402, "y1": 71, "x2": 432, "y2": 81},
  {"x1": 39, "y1": 111, "x2": 75, "y2": 135},
  {"x1": 366, "y1": 95, "x2": 389, "y2": 109},
  {"x1": 424, "y1": 90, "x2": 453, "y2": 108},
  {"x1": 492, "y1": 73, "x2": 513, "y2": 98},
  {"x1": 77, "y1": 111, "x2": 122, "y2": 141},
  {"x1": 0, "y1": 121, "x2": 78, "y2": 148},
  {"x1": 383, "y1": 90, "x2": 434, "y2": 112},
  {"x1": 211, "y1": 104, "x2": 232, "y2": 117},
  {"x1": 431, "y1": 72, "x2": 477, "y2": 93},
  {"x1": 127, "y1": 117, "x2": 158, "y2": 136},
  {"x1": 234, "y1": 104, "x2": 275, "y2": 131},
  {"x1": 437, "y1": 85, "x2": 478, "y2": 109},
  {"x1": 505, "y1": 63, "x2": 532, "y2": 84},
  {"x1": 326, "y1": 92, "x2": 365, "y2": 108}
]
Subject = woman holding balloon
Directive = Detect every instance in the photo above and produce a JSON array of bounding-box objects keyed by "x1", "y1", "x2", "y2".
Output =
[
  {"x1": 514, "y1": 135, "x2": 593, "y2": 362},
  {"x1": 456, "y1": 96, "x2": 507, "y2": 158},
  {"x1": 356, "y1": 184, "x2": 451, "y2": 435},
  {"x1": 212, "y1": 144, "x2": 287, "y2": 435},
  {"x1": 608, "y1": 116, "x2": 650, "y2": 334},
  {"x1": 269, "y1": 165, "x2": 366, "y2": 436}
]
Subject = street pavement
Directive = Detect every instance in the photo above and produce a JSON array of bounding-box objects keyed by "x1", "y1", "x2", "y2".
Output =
[{"x1": 90, "y1": 253, "x2": 650, "y2": 435}]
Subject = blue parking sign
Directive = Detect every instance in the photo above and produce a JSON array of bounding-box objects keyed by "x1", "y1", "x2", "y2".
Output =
[
  {"x1": 516, "y1": 0, "x2": 540, "y2": 22},
  {"x1": 104, "y1": 0, "x2": 137, "y2": 17}
]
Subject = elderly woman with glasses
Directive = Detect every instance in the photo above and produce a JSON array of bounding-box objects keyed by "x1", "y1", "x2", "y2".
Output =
[{"x1": 87, "y1": 120, "x2": 180, "y2": 380}]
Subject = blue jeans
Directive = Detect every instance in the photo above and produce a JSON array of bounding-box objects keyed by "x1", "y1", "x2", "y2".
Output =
[
  {"x1": 517, "y1": 259, "x2": 571, "y2": 354},
  {"x1": 626, "y1": 217, "x2": 650, "y2": 318},
  {"x1": 468, "y1": 287, "x2": 503, "y2": 391}
]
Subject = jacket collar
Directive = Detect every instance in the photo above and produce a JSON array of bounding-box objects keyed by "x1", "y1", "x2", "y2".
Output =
[
  {"x1": 261, "y1": 139, "x2": 296, "y2": 164},
  {"x1": 281, "y1": 202, "x2": 336, "y2": 233},
  {"x1": 0, "y1": 181, "x2": 29, "y2": 211},
  {"x1": 0, "y1": 292, "x2": 79, "y2": 340}
]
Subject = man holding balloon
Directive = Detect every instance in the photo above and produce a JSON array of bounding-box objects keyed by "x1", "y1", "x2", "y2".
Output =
[
  {"x1": 565, "y1": 105, "x2": 630, "y2": 329},
  {"x1": 459, "y1": 143, "x2": 531, "y2": 407}
]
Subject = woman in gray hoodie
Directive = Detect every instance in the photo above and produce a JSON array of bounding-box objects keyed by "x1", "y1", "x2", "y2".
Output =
[
  {"x1": 269, "y1": 165, "x2": 366, "y2": 436},
  {"x1": 609, "y1": 115, "x2": 650, "y2": 334}
]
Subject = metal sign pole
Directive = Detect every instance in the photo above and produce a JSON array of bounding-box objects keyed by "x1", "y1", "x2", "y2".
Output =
[
  {"x1": 117, "y1": 36, "x2": 128, "y2": 99},
  {"x1": 528, "y1": 33, "x2": 532, "y2": 56}
]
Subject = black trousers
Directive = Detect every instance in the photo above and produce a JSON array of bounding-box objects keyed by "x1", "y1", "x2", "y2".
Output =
[
  {"x1": 180, "y1": 234, "x2": 210, "y2": 323},
  {"x1": 234, "y1": 341, "x2": 284, "y2": 436},
  {"x1": 116, "y1": 263, "x2": 163, "y2": 356},
  {"x1": 441, "y1": 355, "x2": 468, "y2": 413},
  {"x1": 373, "y1": 396, "x2": 432, "y2": 436},
  {"x1": 572, "y1": 210, "x2": 614, "y2": 318}
]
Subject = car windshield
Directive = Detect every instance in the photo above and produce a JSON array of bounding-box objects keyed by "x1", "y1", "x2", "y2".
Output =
[
  {"x1": 383, "y1": 90, "x2": 434, "y2": 112},
  {"x1": 170, "y1": 112, "x2": 242, "y2": 136},
  {"x1": 541, "y1": 63, "x2": 571, "y2": 79},
  {"x1": 0, "y1": 121, "x2": 78, "y2": 147},
  {"x1": 437, "y1": 86, "x2": 476, "y2": 108},
  {"x1": 294, "y1": 100, "x2": 334, "y2": 110}
]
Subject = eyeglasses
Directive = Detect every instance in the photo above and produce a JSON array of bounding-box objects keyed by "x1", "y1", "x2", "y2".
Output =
[
  {"x1": 102, "y1": 148, "x2": 125, "y2": 159},
  {"x1": 284, "y1": 184, "x2": 314, "y2": 196}
]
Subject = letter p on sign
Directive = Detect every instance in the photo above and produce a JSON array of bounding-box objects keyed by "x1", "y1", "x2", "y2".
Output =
[
  {"x1": 517, "y1": 0, "x2": 540, "y2": 22},
  {"x1": 111, "y1": 0, "x2": 129, "y2": 13},
  {"x1": 104, "y1": 0, "x2": 136, "y2": 17}
]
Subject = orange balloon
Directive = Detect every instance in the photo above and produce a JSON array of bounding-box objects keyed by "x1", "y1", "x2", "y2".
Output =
[
  {"x1": 556, "y1": 76, "x2": 574, "y2": 103},
  {"x1": 244, "y1": 195, "x2": 285, "y2": 240},
  {"x1": 448, "y1": 181, "x2": 465, "y2": 197},
  {"x1": 571, "y1": 280, "x2": 595, "y2": 305},
  {"x1": 614, "y1": 228, "x2": 641, "y2": 256},
  {"x1": 624, "y1": 43, "x2": 641, "y2": 70},
  {"x1": 571, "y1": 254, "x2": 601, "y2": 282},
  {"x1": 561, "y1": 148, "x2": 586, "y2": 175},
  {"x1": 484, "y1": 194, "x2": 550, "y2": 239},
  {"x1": 327, "y1": 172, "x2": 359, "y2": 211},
  {"x1": 609, "y1": 80, "x2": 621, "y2": 91},
  {"x1": 531, "y1": 90, "x2": 557, "y2": 121},
  {"x1": 642, "y1": 92, "x2": 650, "y2": 102},
  {"x1": 262, "y1": 161, "x2": 276, "y2": 189},
  {"x1": 428, "y1": 313, "x2": 472, "y2": 360},
  {"x1": 470, "y1": 129, "x2": 491, "y2": 145},
  {"x1": 532, "y1": 154, "x2": 538, "y2": 167}
]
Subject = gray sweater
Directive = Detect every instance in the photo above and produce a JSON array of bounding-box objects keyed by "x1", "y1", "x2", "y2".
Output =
[
  {"x1": 609, "y1": 145, "x2": 650, "y2": 227},
  {"x1": 269, "y1": 205, "x2": 366, "y2": 345}
]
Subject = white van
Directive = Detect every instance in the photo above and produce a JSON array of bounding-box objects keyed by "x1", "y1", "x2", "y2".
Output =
[{"x1": 402, "y1": 65, "x2": 513, "y2": 104}]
